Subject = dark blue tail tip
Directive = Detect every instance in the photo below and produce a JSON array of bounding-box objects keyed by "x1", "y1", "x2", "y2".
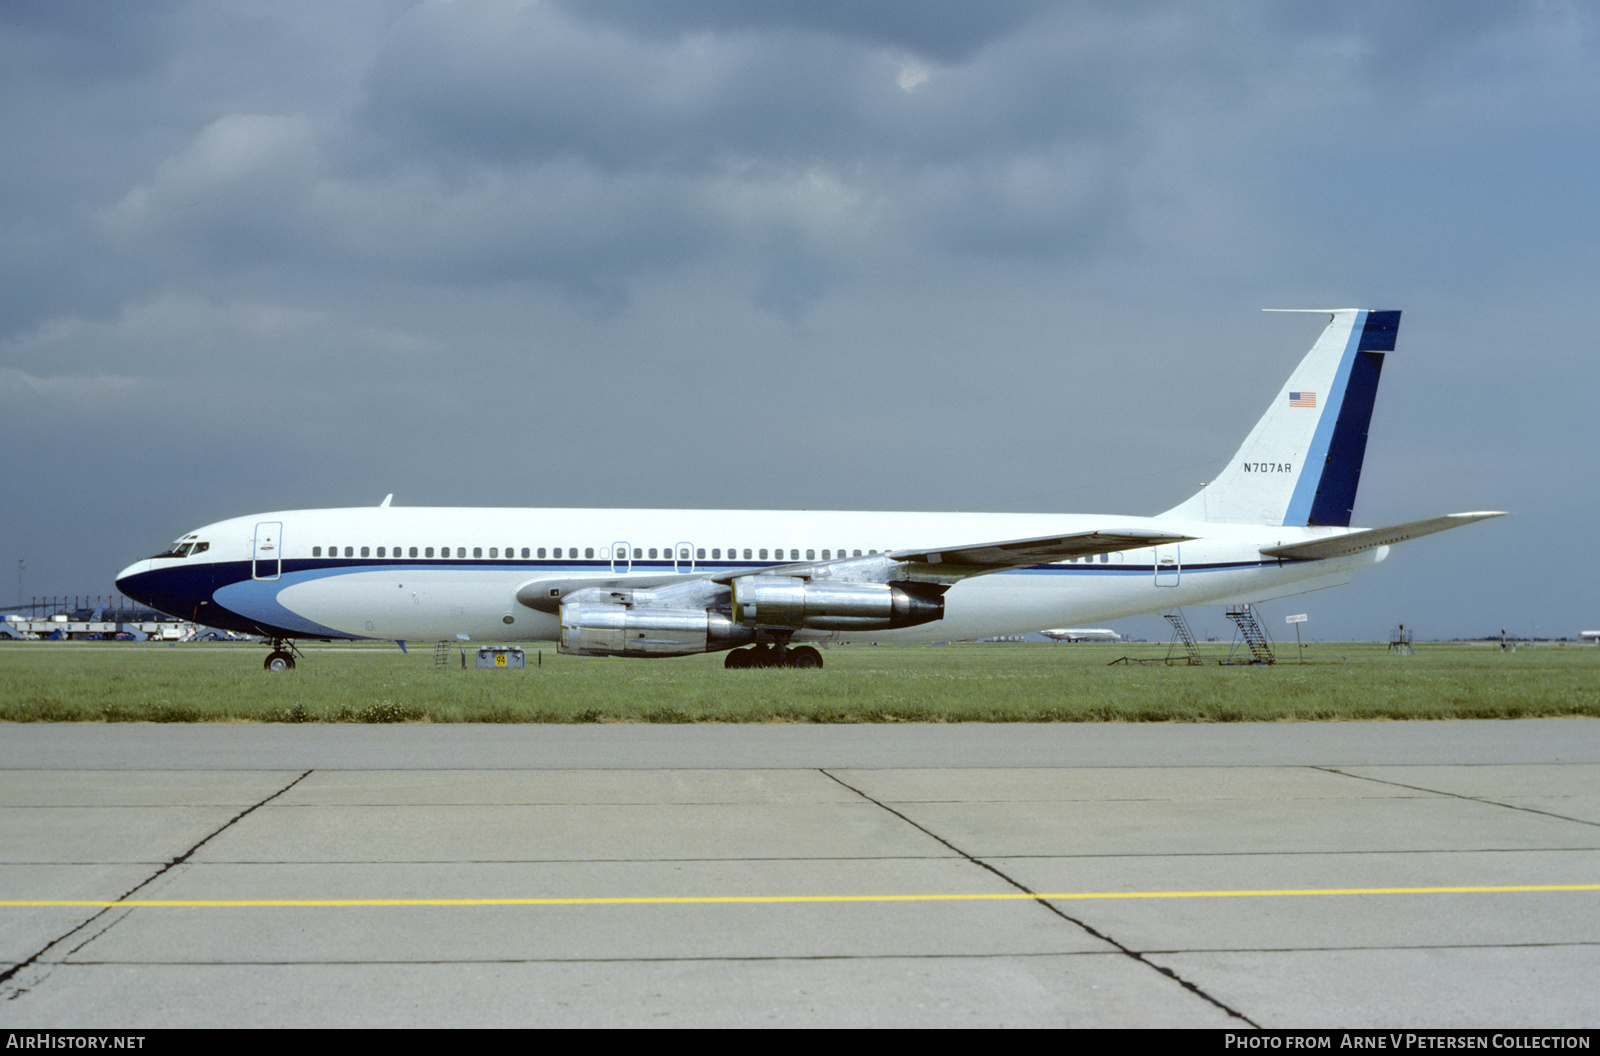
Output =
[{"x1": 1359, "y1": 310, "x2": 1401, "y2": 352}]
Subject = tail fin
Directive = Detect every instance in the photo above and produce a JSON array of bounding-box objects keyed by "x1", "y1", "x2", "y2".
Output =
[{"x1": 1162, "y1": 309, "x2": 1399, "y2": 527}]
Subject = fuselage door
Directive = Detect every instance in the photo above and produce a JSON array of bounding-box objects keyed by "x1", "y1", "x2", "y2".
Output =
[
  {"x1": 1154, "y1": 544, "x2": 1180, "y2": 587},
  {"x1": 611, "y1": 541, "x2": 631, "y2": 575},
  {"x1": 674, "y1": 542, "x2": 695, "y2": 574},
  {"x1": 253, "y1": 522, "x2": 283, "y2": 581}
]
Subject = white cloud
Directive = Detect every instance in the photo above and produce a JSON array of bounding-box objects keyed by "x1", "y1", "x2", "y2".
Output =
[
  {"x1": 0, "y1": 367, "x2": 142, "y2": 404},
  {"x1": 102, "y1": 113, "x2": 319, "y2": 237},
  {"x1": 896, "y1": 64, "x2": 930, "y2": 92}
]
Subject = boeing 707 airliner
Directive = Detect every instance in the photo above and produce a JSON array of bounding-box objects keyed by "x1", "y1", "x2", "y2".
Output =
[{"x1": 116, "y1": 309, "x2": 1503, "y2": 670}]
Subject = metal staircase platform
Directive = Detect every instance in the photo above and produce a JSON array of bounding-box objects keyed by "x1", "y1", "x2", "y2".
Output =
[{"x1": 1225, "y1": 605, "x2": 1275, "y2": 665}]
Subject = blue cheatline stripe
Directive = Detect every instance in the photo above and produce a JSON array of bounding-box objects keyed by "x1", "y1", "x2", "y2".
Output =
[
  {"x1": 1283, "y1": 310, "x2": 1366, "y2": 527},
  {"x1": 213, "y1": 575, "x2": 353, "y2": 638}
]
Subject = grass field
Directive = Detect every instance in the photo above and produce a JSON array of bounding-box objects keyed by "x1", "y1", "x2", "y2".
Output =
[{"x1": 1, "y1": 639, "x2": 1596, "y2": 723}]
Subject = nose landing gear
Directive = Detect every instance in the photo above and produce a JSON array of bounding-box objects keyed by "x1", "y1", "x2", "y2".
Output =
[{"x1": 263, "y1": 640, "x2": 301, "y2": 671}]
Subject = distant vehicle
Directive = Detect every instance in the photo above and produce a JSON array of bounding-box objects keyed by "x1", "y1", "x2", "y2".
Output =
[
  {"x1": 117, "y1": 309, "x2": 1504, "y2": 672},
  {"x1": 1040, "y1": 629, "x2": 1121, "y2": 642}
]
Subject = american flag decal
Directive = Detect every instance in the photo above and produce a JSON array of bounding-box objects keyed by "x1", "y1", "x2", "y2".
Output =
[{"x1": 1289, "y1": 391, "x2": 1317, "y2": 408}]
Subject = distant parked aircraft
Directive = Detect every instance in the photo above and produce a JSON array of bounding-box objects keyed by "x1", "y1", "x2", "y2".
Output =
[{"x1": 1040, "y1": 629, "x2": 1121, "y2": 642}]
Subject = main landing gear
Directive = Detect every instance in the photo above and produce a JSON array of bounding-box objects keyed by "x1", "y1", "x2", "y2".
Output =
[
  {"x1": 263, "y1": 639, "x2": 302, "y2": 671},
  {"x1": 724, "y1": 644, "x2": 823, "y2": 669}
]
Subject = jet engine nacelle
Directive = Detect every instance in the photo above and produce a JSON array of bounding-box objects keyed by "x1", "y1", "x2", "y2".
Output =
[
  {"x1": 731, "y1": 576, "x2": 944, "y2": 631},
  {"x1": 558, "y1": 587, "x2": 754, "y2": 658}
]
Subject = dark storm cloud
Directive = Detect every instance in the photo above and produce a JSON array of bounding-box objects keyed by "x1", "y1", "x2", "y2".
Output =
[
  {"x1": 361, "y1": 0, "x2": 1101, "y2": 171},
  {"x1": 548, "y1": 0, "x2": 1063, "y2": 64},
  {"x1": 346, "y1": 0, "x2": 1185, "y2": 290},
  {"x1": 0, "y1": 0, "x2": 182, "y2": 80}
]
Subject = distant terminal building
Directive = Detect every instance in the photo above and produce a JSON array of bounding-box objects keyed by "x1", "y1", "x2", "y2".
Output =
[
  {"x1": 1584, "y1": 631, "x2": 1600, "y2": 645},
  {"x1": 1, "y1": 597, "x2": 217, "y2": 641}
]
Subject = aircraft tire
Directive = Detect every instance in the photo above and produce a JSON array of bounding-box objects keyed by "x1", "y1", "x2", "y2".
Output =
[
  {"x1": 264, "y1": 650, "x2": 296, "y2": 672},
  {"x1": 724, "y1": 649, "x2": 752, "y2": 669},
  {"x1": 789, "y1": 646, "x2": 823, "y2": 669}
]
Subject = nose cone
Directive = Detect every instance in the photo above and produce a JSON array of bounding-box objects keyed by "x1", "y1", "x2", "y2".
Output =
[
  {"x1": 116, "y1": 559, "x2": 149, "y2": 591},
  {"x1": 115, "y1": 558, "x2": 191, "y2": 619},
  {"x1": 116, "y1": 559, "x2": 154, "y2": 603}
]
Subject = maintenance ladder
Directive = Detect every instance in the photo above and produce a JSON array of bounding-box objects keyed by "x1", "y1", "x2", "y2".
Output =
[
  {"x1": 1163, "y1": 610, "x2": 1205, "y2": 666},
  {"x1": 1225, "y1": 605, "x2": 1275, "y2": 665}
]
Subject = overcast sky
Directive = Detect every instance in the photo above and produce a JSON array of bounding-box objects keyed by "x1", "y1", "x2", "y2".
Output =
[{"x1": 3, "y1": 1, "x2": 1595, "y2": 641}]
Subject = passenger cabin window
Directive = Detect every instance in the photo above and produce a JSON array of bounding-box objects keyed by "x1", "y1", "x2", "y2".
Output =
[
  {"x1": 313, "y1": 547, "x2": 322, "y2": 557},
  {"x1": 586, "y1": 548, "x2": 595, "y2": 559},
  {"x1": 344, "y1": 547, "x2": 354, "y2": 558},
  {"x1": 473, "y1": 547, "x2": 483, "y2": 559},
  {"x1": 377, "y1": 547, "x2": 385, "y2": 557},
  {"x1": 409, "y1": 547, "x2": 418, "y2": 558}
]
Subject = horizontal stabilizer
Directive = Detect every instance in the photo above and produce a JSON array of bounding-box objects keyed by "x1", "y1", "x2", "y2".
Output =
[
  {"x1": 1259, "y1": 512, "x2": 1506, "y2": 561},
  {"x1": 897, "y1": 529, "x2": 1193, "y2": 569}
]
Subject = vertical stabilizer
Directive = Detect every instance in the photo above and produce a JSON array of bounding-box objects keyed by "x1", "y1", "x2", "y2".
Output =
[{"x1": 1162, "y1": 309, "x2": 1399, "y2": 527}]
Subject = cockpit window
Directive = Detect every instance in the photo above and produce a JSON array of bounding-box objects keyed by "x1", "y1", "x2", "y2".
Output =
[{"x1": 149, "y1": 539, "x2": 210, "y2": 560}]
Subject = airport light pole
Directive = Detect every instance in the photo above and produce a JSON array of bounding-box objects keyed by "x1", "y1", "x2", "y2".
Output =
[{"x1": 15, "y1": 559, "x2": 21, "y2": 608}]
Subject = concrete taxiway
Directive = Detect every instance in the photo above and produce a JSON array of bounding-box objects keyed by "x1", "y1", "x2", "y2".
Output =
[{"x1": 0, "y1": 721, "x2": 1596, "y2": 1028}]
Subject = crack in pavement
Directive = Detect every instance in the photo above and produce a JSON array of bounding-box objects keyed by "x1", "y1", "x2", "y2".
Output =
[
  {"x1": 818, "y1": 769, "x2": 1260, "y2": 1028},
  {"x1": 1314, "y1": 767, "x2": 1600, "y2": 829},
  {"x1": 0, "y1": 769, "x2": 313, "y2": 997}
]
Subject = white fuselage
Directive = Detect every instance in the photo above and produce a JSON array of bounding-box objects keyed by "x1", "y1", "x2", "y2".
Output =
[{"x1": 116, "y1": 505, "x2": 1383, "y2": 645}]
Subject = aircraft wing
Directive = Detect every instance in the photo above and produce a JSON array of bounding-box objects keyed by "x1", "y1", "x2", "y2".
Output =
[
  {"x1": 522, "y1": 528, "x2": 1196, "y2": 613},
  {"x1": 891, "y1": 529, "x2": 1194, "y2": 569},
  {"x1": 1259, "y1": 511, "x2": 1506, "y2": 561},
  {"x1": 718, "y1": 528, "x2": 1195, "y2": 588}
]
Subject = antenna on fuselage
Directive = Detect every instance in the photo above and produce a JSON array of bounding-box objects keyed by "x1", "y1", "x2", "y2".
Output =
[{"x1": 380, "y1": 494, "x2": 393, "y2": 508}]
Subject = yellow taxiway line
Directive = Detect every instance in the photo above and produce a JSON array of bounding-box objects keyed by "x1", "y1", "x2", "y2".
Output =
[{"x1": 4, "y1": 884, "x2": 1598, "y2": 909}]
